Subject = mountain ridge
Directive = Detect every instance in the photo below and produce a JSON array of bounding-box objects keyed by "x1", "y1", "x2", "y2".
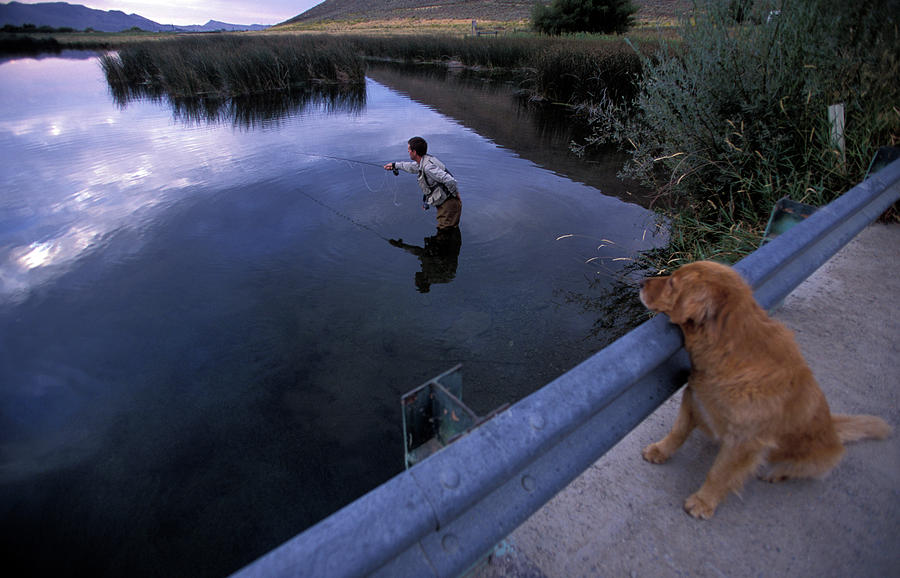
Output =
[
  {"x1": 285, "y1": 0, "x2": 692, "y2": 25},
  {"x1": 1, "y1": 1, "x2": 692, "y2": 34},
  {"x1": 0, "y1": 1, "x2": 269, "y2": 32},
  {"x1": 287, "y1": 0, "x2": 536, "y2": 24}
]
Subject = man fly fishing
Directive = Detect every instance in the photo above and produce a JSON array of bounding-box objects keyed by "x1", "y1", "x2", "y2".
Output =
[{"x1": 384, "y1": 137, "x2": 462, "y2": 230}]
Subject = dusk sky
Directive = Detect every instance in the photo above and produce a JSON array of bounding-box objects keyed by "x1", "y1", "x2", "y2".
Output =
[{"x1": 14, "y1": 0, "x2": 325, "y2": 25}]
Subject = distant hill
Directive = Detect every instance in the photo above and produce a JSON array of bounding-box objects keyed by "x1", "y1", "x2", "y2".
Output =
[
  {"x1": 283, "y1": 0, "x2": 692, "y2": 25},
  {"x1": 176, "y1": 20, "x2": 270, "y2": 33},
  {"x1": 285, "y1": 0, "x2": 536, "y2": 24},
  {"x1": 1, "y1": 0, "x2": 692, "y2": 33},
  {"x1": 0, "y1": 2, "x2": 269, "y2": 32}
]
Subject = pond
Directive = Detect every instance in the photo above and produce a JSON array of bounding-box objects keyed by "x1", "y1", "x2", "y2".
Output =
[{"x1": 0, "y1": 51, "x2": 661, "y2": 576}]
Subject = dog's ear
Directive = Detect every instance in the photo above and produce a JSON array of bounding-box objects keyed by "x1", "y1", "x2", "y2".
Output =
[{"x1": 668, "y1": 279, "x2": 726, "y2": 331}]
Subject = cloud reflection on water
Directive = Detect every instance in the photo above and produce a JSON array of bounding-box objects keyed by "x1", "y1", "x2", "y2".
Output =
[
  {"x1": 0, "y1": 53, "x2": 372, "y2": 303},
  {"x1": 0, "y1": 51, "x2": 664, "y2": 576}
]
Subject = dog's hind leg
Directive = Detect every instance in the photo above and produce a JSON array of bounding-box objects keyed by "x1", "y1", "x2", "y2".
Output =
[
  {"x1": 762, "y1": 429, "x2": 845, "y2": 482},
  {"x1": 643, "y1": 386, "x2": 699, "y2": 464}
]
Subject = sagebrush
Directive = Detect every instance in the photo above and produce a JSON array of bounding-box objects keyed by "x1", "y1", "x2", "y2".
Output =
[{"x1": 580, "y1": 0, "x2": 900, "y2": 270}]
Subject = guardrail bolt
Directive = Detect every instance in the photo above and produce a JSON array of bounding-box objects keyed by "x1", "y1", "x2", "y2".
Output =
[
  {"x1": 521, "y1": 475, "x2": 536, "y2": 493},
  {"x1": 529, "y1": 414, "x2": 545, "y2": 430},
  {"x1": 442, "y1": 533, "x2": 459, "y2": 553},
  {"x1": 441, "y1": 469, "x2": 460, "y2": 489}
]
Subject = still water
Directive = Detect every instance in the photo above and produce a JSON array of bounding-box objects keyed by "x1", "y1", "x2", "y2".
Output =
[{"x1": 0, "y1": 52, "x2": 660, "y2": 576}]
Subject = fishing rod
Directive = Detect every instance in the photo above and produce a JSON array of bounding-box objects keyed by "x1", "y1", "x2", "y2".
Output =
[{"x1": 295, "y1": 151, "x2": 400, "y2": 174}]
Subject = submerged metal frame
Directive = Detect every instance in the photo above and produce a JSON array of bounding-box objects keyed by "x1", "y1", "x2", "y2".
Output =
[
  {"x1": 402, "y1": 365, "x2": 479, "y2": 469},
  {"x1": 232, "y1": 158, "x2": 900, "y2": 578}
]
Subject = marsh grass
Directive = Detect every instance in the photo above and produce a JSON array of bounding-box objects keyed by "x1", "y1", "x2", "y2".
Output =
[
  {"x1": 348, "y1": 33, "x2": 538, "y2": 68},
  {"x1": 100, "y1": 35, "x2": 365, "y2": 100},
  {"x1": 0, "y1": 31, "x2": 122, "y2": 54},
  {"x1": 344, "y1": 33, "x2": 656, "y2": 104},
  {"x1": 0, "y1": 33, "x2": 63, "y2": 54},
  {"x1": 528, "y1": 41, "x2": 643, "y2": 104},
  {"x1": 100, "y1": 32, "x2": 655, "y2": 111}
]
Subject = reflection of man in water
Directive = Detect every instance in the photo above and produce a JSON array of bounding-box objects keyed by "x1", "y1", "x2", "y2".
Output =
[
  {"x1": 389, "y1": 228, "x2": 462, "y2": 293},
  {"x1": 384, "y1": 136, "x2": 462, "y2": 230}
]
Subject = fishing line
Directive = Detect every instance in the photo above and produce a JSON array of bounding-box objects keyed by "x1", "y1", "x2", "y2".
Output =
[
  {"x1": 295, "y1": 152, "x2": 384, "y2": 168},
  {"x1": 296, "y1": 151, "x2": 402, "y2": 205},
  {"x1": 296, "y1": 187, "x2": 391, "y2": 241},
  {"x1": 290, "y1": 151, "x2": 414, "y2": 240},
  {"x1": 288, "y1": 152, "x2": 412, "y2": 241},
  {"x1": 351, "y1": 160, "x2": 402, "y2": 206}
]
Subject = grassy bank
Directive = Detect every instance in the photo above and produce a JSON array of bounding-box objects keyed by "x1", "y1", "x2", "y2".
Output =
[
  {"x1": 276, "y1": 18, "x2": 530, "y2": 36},
  {"x1": 0, "y1": 33, "x2": 66, "y2": 54},
  {"x1": 0, "y1": 28, "x2": 177, "y2": 54},
  {"x1": 340, "y1": 33, "x2": 657, "y2": 104},
  {"x1": 579, "y1": 0, "x2": 900, "y2": 272},
  {"x1": 0, "y1": 31, "x2": 123, "y2": 53}
]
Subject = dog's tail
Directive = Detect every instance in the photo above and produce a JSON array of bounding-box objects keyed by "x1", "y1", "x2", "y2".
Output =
[{"x1": 832, "y1": 414, "x2": 892, "y2": 443}]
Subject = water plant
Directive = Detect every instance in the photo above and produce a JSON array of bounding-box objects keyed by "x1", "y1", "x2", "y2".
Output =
[
  {"x1": 92, "y1": 28, "x2": 669, "y2": 117},
  {"x1": 100, "y1": 34, "x2": 366, "y2": 100},
  {"x1": 97, "y1": 32, "x2": 659, "y2": 130}
]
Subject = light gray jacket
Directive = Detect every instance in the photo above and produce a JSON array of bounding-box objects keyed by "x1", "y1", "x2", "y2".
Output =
[{"x1": 395, "y1": 154, "x2": 459, "y2": 207}]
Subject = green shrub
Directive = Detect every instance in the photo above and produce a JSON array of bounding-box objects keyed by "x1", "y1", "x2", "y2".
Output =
[
  {"x1": 580, "y1": 0, "x2": 900, "y2": 270},
  {"x1": 532, "y1": 0, "x2": 637, "y2": 35}
]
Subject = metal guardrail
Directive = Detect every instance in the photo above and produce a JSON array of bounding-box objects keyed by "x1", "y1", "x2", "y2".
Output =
[{"x1": 233, "y1": 157, "x2": 900, "y2": 578}]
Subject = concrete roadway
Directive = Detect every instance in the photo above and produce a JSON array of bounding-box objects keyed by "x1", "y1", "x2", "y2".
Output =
[{"x1": 474, "y1": 223, "x2": 899, "y2": 578}]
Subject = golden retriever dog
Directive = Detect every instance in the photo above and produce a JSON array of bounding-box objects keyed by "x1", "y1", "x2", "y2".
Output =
[{"x1": 639, "y1": 260, "x2": 891, "y2": 519}]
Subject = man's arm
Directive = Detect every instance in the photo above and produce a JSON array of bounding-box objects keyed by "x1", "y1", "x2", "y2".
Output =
[{"x1": 386, "y1": 161, "x2": 418, "y2": 174}]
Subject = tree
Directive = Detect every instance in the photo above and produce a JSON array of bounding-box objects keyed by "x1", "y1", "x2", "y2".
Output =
[{"x1": 532, "y1": 0, "x2": 637, "y2": 35}]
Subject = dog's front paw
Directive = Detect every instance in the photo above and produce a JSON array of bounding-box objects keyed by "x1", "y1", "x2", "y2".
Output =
[
  {"x1": 684, "y1": 492, "x2": 717, "y2": 520},
  {"x1": 642, "y1": 442, "x2": 670, "y2": 464}
]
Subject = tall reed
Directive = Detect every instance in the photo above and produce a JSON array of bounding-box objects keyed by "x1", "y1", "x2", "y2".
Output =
[
  {"x1": 100, "y1": 32, "x2": 654, "y2": 112},
  {"x1": 100, "y1": 35, "x2": 365, "y2": 99},
  {"x1": 345, "y1": 33, "x2": 653, "y2": 105}
]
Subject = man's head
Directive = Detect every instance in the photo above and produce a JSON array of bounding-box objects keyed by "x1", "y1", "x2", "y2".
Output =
[{"x1": 408, "y1": 136, "x2": 427, "y2": 162}]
